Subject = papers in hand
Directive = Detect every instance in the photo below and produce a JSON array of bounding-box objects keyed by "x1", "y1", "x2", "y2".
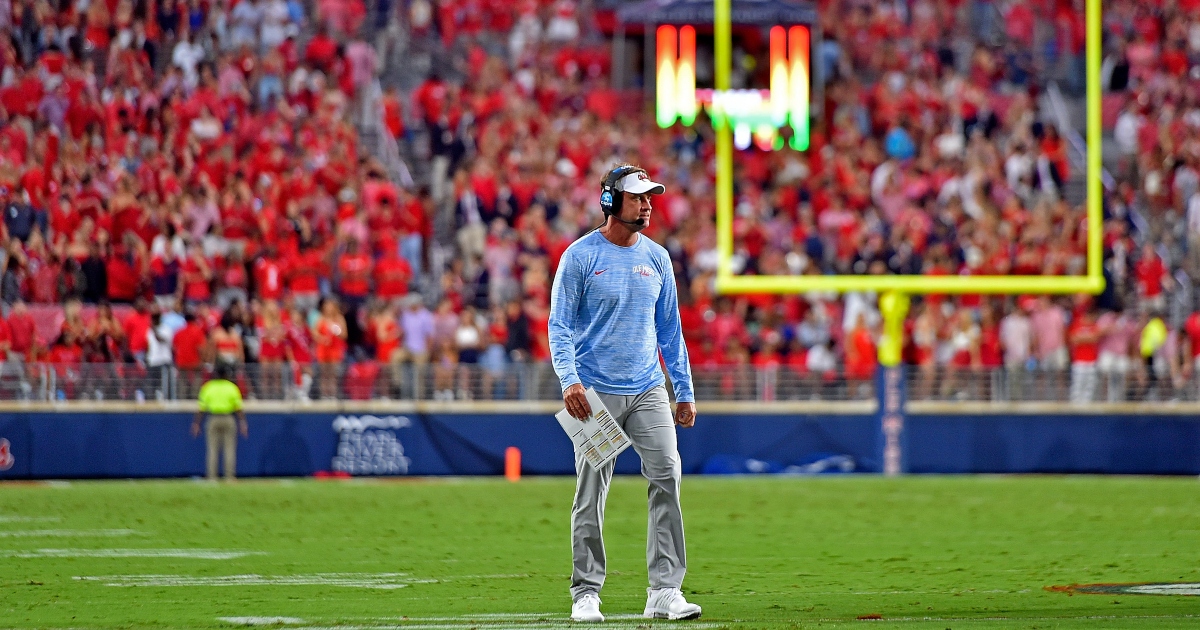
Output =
[{"x1": 555, "y1": 387, "x2": 631, "y2": 470}]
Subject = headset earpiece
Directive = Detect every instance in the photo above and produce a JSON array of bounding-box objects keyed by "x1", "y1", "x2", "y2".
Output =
[{"x1": 599, "y1": 165, "x2": 643, "y2": 219}]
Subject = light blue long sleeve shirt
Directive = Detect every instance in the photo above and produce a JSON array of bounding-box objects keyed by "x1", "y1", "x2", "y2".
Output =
[{"x1": 549, "y1": 230, "x2": 694, "y2": 402}]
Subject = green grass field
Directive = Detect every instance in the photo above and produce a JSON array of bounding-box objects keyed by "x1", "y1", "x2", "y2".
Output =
[{"x1": 1, "y1": 476, "x2": 1198, "y2": 629}]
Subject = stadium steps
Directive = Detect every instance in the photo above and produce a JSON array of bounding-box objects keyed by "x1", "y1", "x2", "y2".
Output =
[{"x1": 1040, "y1": 85, "x2": 1094, "y2": 206}]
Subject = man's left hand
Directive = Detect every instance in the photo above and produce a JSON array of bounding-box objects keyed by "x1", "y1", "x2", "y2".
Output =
[{"x1": 674, "y1": 402, "x2": 697, "y2": 428}]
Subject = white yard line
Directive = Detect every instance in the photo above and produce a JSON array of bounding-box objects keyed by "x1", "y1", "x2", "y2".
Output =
[
  {"x1": 0, "y1": 529, "x2": 139, "y2": 538},
  {"x1": 218, "y1": 617, "x2": 306, "y2": 626},
  {"x1": 1121, "y1": 583, "x2": 1200, "y2": 595},
  {"x1": 801, "y1": 613, "x2": 1200, "y2": 623},
  {"x1": 229, "y1": 614, "x2": 720, "y2": 630},
  {"x1": 75, "y1": 573, "x2": 436, "y2": 589},
  {"x1": 434, "y1": 574, "x2": 532, "y2": 581},
  {"x1": 290, "y1": 619, "x2": 720, "y2": 624},
  {"x1": 396, "y1": 615, "x2": 562, "y2": 620},
  {"x1": 0, "y1": 516, "x2": 61, "y2": 523},
  {"x1": 2, "y1": 548, "x2": 266, "y2": 559}
]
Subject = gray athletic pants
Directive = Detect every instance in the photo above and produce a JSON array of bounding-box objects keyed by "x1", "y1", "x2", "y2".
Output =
[{"x1": 570, "y1": 385, "x2": 686, "y2": 601}]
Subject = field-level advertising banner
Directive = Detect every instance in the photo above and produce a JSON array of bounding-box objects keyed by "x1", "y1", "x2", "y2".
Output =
[
  {"x1": 1, "y1": 409, "x2": 1199, "y2": 479},
  {"x1": 877, "y1": 366, "x2": 907, "y2": 476},
  {"x1": 0, "y1": 437, "x2": 13, "y2": 471},
  {"x1": 331, "y1": 415, "x2": 412, "y2": 475}
]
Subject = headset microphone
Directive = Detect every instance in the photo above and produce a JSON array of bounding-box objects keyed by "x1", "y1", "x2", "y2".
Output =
[{"x1": 599, "y1": 165, "x2": 662, "y2": 231}]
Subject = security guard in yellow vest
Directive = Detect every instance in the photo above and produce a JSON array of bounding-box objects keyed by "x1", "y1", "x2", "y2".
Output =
[{"x1": 191, "y1": 364, "x2": 248, "y2": 480}]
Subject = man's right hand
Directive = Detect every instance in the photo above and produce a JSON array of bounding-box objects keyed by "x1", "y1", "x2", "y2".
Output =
[{"x1": 563, "y1": 383, "x2": 592, "y2": 420}]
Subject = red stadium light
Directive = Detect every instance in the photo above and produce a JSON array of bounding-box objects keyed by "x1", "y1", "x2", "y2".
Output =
[{"x1": 656, "y1": 24, "x2": 811, "y2": 151}]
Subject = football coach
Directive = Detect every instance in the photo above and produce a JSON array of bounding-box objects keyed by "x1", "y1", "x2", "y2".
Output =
[{"x1": 549, "y1": 164, "x2": 700, "y2": 622}]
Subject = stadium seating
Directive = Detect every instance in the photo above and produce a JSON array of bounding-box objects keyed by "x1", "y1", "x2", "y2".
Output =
[{"x1": 0, "y1": 0, "x2": 1196, "y2": 404}]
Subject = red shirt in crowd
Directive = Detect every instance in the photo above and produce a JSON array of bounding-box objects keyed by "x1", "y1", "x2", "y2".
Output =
[
  {"x1": 254, "y1": 256, "x2": 286, "y2": 301},
  {"x1": 181, "y1": 255, "x2": 212, "y2": 302},
  {"x1": 980, "y1": 323, "x2": 1003, "y2": 368},
  {"x1": 106, "y1": 253, "x2": 142, "y2": 303},
  {"x1": 1070, "y1": 318, "x2": 1100, "y2": 364},
  {"x1": 6, "y1": 310, "x2": 35, "y2": 355},
  {"x1": 50, "y1": 203, "x2": 81, "y2": 243},
  {"x1": 383, "y1": 93, "x2": 405, "y2": 138},
  {"x1": 1185, "y1": 313, "x2": 1200, "y2": 359},
  {"x1": 221, "y1": 203, "x2": 256, "y2": 241},
  {"x1": 124, "y1": 310, "x2": 152, "y2": 355},
  {"x1": 844, "y1": 326, "x2": 877, "y2": 379},
  {"x1": 173, "y1": 321, "x2": 207, "y2": 369},
  {"x1": 337, "y1": 251, "x2": 372, "y2": 297},
  {"x1": 305, "y1": 32, "x2": 339, "y2": 71},
  {"x1": 285, "y1": 319, "x2": 313, "y2": 364},
  {"x1": 1135, "y1": 254, "x2": 1167, "y2": 298},
  {"x1": 374, "y1": 317, "x2": 401, "y2": 362},
  {"x1": 414, "y1": 78, "x2": 448, "y2": 124},
  {"x1": 47, "y1": 339, "x2": 83, "y2": 366},
  {"x1": 374, "y1": 253, "x2": 412, "y2": 299},
  {"x1": 287, "y1": 248, "x2": 325, "y2": 295}
]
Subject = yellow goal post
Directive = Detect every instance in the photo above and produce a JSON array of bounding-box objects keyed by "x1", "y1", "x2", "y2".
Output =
[
  {"x1": 711, "y1": 0, "x2": 1104, "y2": 363},
  {"x1": 710, "y1": 0, "x2": 1104, "y2": 297}
]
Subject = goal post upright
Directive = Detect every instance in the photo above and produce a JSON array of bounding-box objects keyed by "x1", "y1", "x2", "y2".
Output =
[
  {"x1": 714, "y1": 0, "x2": 734, "y2": 292},
  {"x1": 1086, "y1": 0, "x2": 1103, "y2": 283}
]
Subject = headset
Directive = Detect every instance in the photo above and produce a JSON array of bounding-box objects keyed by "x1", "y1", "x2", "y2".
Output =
[{"x1": 599, "y1": 164, "x2": 647, "y2": 228}]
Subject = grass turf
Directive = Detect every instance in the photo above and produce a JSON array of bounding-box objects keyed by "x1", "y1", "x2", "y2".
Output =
[{"x1": 0, "y1": 476, "x2": 1198, "y2": 629}]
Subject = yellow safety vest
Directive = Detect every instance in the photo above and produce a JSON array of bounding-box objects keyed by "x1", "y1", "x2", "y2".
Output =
[{"x1": 197, "y1": 379, "x2": 244, "y2": 415}]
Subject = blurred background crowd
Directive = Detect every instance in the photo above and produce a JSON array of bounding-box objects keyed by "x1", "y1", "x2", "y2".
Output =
[{"x1": 0, "y1": 0, "x2": 1197, "y2": 403}]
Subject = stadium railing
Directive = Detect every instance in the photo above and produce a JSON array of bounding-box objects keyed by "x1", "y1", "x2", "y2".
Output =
[
  {"x1": 904, "y1": 366, "x2": 1198, "y2": 404},
  {"x1": 1, "y1": 362, "x2": 874, "y2": 403},
  {"x1": 5, "y1": 361, "x2": 1195, "y2": 404}
]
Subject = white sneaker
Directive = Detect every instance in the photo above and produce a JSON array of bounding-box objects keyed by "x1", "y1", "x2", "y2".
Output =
[
  {"x1": 571, "y1": 593, "x2": 604, "y2": 622},
  {"x1": 644, "y1": 587, "x2": 702, "y2": 620}
]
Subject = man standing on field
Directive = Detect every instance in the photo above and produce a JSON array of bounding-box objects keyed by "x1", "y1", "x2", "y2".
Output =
[
  {"x1": 549, "y1": 164, "x2": 700, "y2": 622},
  {"x1": 191, "y1": 363, "x2": 248, "y2": 480}
]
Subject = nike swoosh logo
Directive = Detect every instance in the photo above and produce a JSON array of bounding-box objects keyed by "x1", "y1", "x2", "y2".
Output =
[{"x1": 594, "y1": 270, "x2": 607, "y2": 275}]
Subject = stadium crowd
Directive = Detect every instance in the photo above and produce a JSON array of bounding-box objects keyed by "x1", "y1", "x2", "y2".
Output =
[{"x1": 0, "y1": 0, "x2": 1197, "y2": 403}]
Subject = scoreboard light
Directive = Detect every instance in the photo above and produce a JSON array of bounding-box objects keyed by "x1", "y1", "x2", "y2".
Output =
[{"x1": 656, "y1": 24, "x2": 811, "y2": 151}]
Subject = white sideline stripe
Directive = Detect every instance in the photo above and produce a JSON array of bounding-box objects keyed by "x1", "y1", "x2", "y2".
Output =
[
  {"x1": 0, "y1": 529, "x2": 139, "y2": 538},
  {"x1": 290, "y1": 613, "x2": 666, "y2": 623},
  {"x1": 218, "y1": 617, "x2": 306, "y2": 626},
  {"x1": 455, "y1": 615, "x2": 555, "y2": 618},
  {"x1": 1125, "y1": 583, "x2": 1200, "y2": 595},
  {"x1": 2, "y1": 548, "x2": 266, "y2": 559},
  {"x1": 802, "y1": 614, "x2": 1200, "y2": 623},
  {"x1": 290, "y1": 619, "x2": 720, "y2": 624},
  {"x1": 367, "y1": 616, "x2": 564, "y2": 621},
  {"x1": 74, "y1": 573, "x2": 435, "y2": 589},
  {"x1": 0, "y1": 516, "x2": 61, "y2": 523},
  {"x1": 440, "y1": 574, "x2": 531, "y2": 580}
]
